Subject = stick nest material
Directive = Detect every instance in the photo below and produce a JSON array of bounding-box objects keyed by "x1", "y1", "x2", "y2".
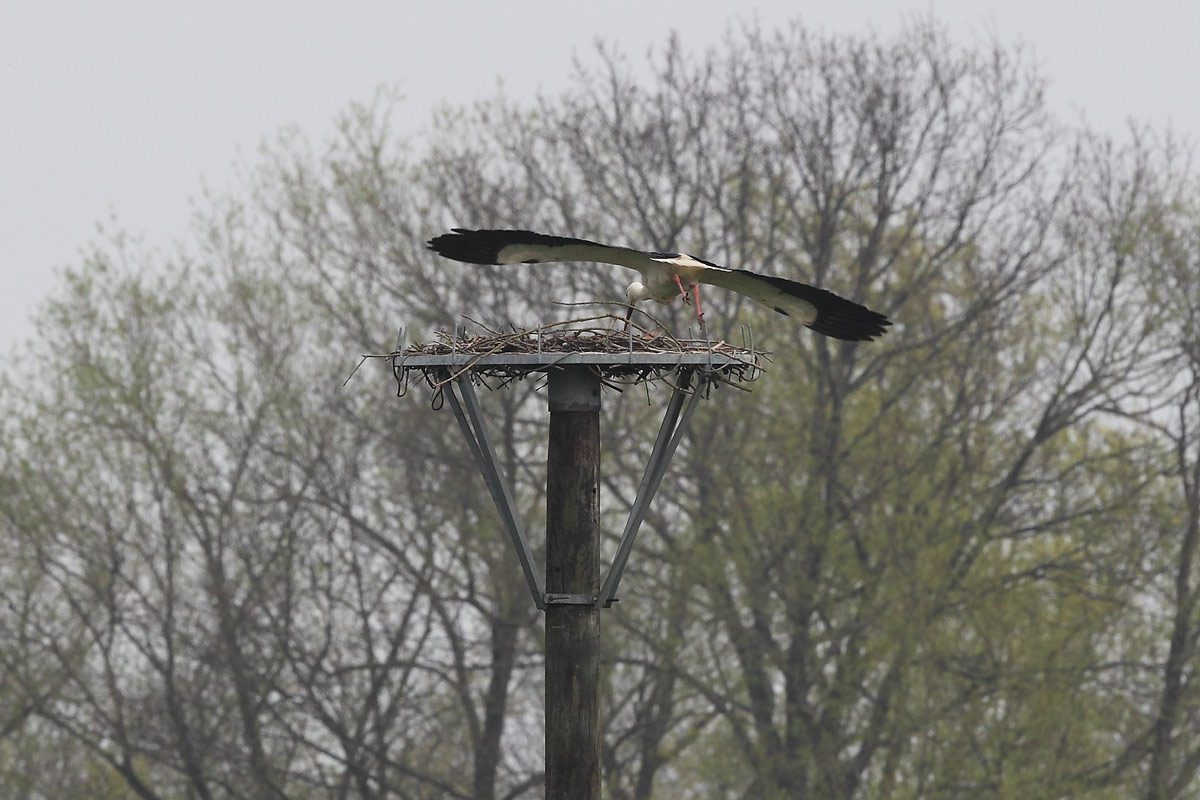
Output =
[{"x1": 370, "y1": 314, "x2": 768, "y2": 399}]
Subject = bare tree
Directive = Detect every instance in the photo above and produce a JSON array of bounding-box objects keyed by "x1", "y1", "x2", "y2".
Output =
[
  {"x1": 461, "y1": 23, "x2": 1170, "y2": 798},
  {"x1": 1106, "y1": 155, "x2": 1200, "y2": 800}
]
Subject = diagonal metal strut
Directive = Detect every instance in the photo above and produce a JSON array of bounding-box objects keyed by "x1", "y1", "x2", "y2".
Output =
[
  {"x1": 597, "y1": 368, "x2": 705, "y2": 608},
  {"x1": 441, "y1": 367, "x2": 707, "y2": 611},
  {"x1": 443, "y1": 372, "x2": 546, "y2": 610}
]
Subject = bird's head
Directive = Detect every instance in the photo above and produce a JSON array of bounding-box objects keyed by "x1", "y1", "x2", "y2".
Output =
[{"x1": 626, "y1": 281, "x2": 650, "y2": 304}]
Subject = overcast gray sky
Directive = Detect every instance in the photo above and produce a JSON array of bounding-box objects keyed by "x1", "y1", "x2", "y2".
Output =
[{"x1": 3, "y1": 1, "x2": 1197, "y2": 353}]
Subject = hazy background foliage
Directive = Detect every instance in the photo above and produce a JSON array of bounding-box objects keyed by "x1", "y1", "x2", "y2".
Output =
[{"x1": 2, "y1": 20, "x2": 1199, "y2": 800}]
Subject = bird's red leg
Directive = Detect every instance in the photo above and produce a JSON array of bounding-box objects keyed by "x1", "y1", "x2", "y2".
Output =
[
  {"x1": 671, "y1": 274, "x2": 690, "y2": 304},
  {"x1": 691, "y1": 283, "x2": 708, "y2": 340}
]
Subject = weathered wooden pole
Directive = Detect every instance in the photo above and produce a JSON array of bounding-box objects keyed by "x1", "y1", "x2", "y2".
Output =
[{"x1": 545, "y1": 366, "x2": 602, "y2": 800}]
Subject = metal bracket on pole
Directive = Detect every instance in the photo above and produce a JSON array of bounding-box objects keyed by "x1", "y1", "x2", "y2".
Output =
[
  {"x1": 597, "y1": 368, "x2": 706, "y2": 608},
  {"x1": 544, "y1": 593, "x2": 597, "y2": 605},
  {"x1": 442, "y1": 372, "x2": 547, "y2": 610}
]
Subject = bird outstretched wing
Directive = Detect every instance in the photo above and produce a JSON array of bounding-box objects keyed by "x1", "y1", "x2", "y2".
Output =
[{"x1": 694, "y1": 266, "x2": 891, "y2": 341}]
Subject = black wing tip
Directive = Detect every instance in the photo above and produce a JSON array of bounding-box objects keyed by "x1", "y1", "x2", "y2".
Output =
[
  {"x1": 802, "y1": 285, "x2": 892, "y2": 341},
  {"x1": 426, "y1": 228, "x2": 603, "y2": 265},
  {"x1": 427, "y1": 228, "x2": 505, "y2": 265},
  {"x1": 809, "y1": 310, "x2": 893, "y2": 341}
]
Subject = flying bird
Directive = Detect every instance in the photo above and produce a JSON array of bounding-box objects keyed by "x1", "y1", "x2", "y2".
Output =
[{"x1": 426, "y1": 228, "x2": 891, "y2": 341}]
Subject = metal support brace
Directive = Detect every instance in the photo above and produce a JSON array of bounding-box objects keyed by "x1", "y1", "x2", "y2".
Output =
[
  {"x1": 441, "y1": 367, "x2": 708, "y2": 612},
  {"x1": 597, "y1": 368, "x2": 706, "y2": 608},
  {"x1": 443, "y1": 373, "x2": 547, "y2": 610}
]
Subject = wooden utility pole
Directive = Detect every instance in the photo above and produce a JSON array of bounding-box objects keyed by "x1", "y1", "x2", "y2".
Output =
[{"x1": 545, "y1": 366, "x2": 602, "y2": 800}]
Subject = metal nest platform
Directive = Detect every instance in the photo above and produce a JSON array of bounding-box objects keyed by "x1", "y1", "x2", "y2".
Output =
[
  {"x1": 375, "y1": 315, "x2": 767, "y2": 611},
  {"x1": 389, "y1": 315, "x2": 766, "y2": 398}
]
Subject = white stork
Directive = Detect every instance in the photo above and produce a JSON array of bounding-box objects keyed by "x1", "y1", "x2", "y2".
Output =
[{"x1": 427, "y1": 228, "x2": 892, "y2": 341}]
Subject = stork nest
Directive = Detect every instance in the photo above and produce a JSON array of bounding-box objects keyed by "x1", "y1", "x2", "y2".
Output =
[{"x1": 361, "y1": 313, "x2": 768, "y2": 400}]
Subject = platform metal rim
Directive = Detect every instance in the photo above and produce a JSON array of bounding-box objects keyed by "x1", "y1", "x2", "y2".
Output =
[{"x1": 399, "y1": 351, "x2": 753, "y2": 369}]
